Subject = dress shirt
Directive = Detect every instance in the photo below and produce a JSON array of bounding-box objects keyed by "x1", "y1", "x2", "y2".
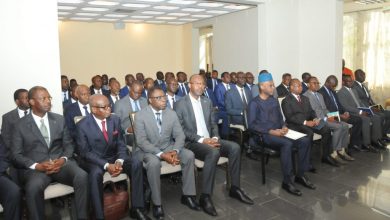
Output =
[{"x1": 77, "y1": 102, "x2": 90, "y2": 116}]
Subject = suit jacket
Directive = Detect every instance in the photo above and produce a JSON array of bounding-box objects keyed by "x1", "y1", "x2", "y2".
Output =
[
  {"x1": 225, "y1": 85, "x2": 251, "y2": 125},
  {"x1": 214, "y1": 82, "x2": 234, "y2": 112},
  {"x1": 166, "y1": 94, "x2": 181, "y2": 109},
  {"x1": 107, "y1": 94, "x2": 120, "y2": 112},
  {"x1": 352, "y1": 81, "x2": 374, "y2": 106},
  {"x1": 11, "y1": 112, "x2": 74, "y2": 169},
  {"x1": 1, "y1": 108, "x2": 22, "y2": 149},
  {"x1": 76, "y1": 114, "x2": 128, "y2": 167},
  {"x1": 318, "y1": 86, "x2": 345, "y2": 114},
  {"x1": 174, "y1": 95, "x2": 219, "y2": 143},
  {"x1": 207, "y1": 78, "x2": 221, "y2": 92},
  {"x1": 141, "y1": 89, "x2": 148, "y2": 99},
  {"x1": 336, "y1": 86, "x2": 363, "y2": 115},
  {"x1": 203, "y1": 88, "x2": 217, "y2": 107},
  {"x1": 301, "y1": 82, "x2": 309, "y2": 94},
  {"x1": 0, "y1": 135, "x2": 9, "y2": 174},
  {"x1": 154, "y1": 80, "x2": 167, "y2": 92},
  {"x1": 276, "y1": 83, "x2": 289, "y2": 98},
  {"x1": 119, "y1": 86, "x2": 130, "y2": 99},
  {"x1": 303, "y1": 91, "x2": 329, "y2": 119},
  {"x1": 90, "y1": 87, "x2": 110, "y2": 97},
  {"x1": 281, "y1": 93, "x2": 317, "y2": 126},
  {"x1": 176, "y1": 82, "x2": 189, "y2": 97},
  {"x1": 134, "y1": 106, "x2": 185, "y2": 154},
  {"x1": 114, "y1": 96, "x2": 148, "y2": 133},
  {"x1": 64, "y1": 102, "x2": 83, "y2": 139}
]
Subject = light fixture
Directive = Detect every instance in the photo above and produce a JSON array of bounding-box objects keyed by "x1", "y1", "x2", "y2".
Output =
[
  {"x1": 58, "y1": 0, "x2": 84, "y2": 3},
  {"x1": 156, "y1": 16, "x2": 177, "y2": 20},
  {"x1": 224, "y1": 5, "x2": 250, "y2": 10},
  {"x1": 146, "y1": 20, "x2": 165, "y2": 23},
  {"x1": 168, "y1": 21, "x2": 185, "y2": 25},
  {"x1": 142, "y1": 11, "x2": 165, "y2": 15},
  {"x1": 179, "y1": 18, "x2": 198, "y2": 21},
  {"x1": 168, "y1": 0, "x2": 196, "y2": 5},
  {"x1": 88, "y1": 1, "x2": 119, "y2": 6},
  {"x1": 76, "y1": 12, "x2": 100, "y2": 16},
  {"x1": 81, "y1": 7, "x2": 110, "y2": 11},
  {"x1": 182, "y1": 8, "x2": 205, "y2": 12},
  {"x1": 192, "y1": 14, "x2": 212, "y2": 18},
  {"x1": 122, "y1": 3, "x2": 150, "y2": 8},
  {"x1": 153, "y1": 6, "x2": 179, "y2": 10},
  {"x1": 197, "y1": 2, "x2": 224, "y2": 7},
  {"x1": 207, "y1": 10, "x2": 228, "y2": 14},
  {"x1": 132, "y1": 15, "x2": 153, "y2": 18},
  {"x1": 70, "y1": 17, "x2": 94, "y2": 20},
  {"x1": 97, "y1": 18, "x2": 119, "y2": 21},
  {"x1": 123, "y1": 19, "x2": 144, "y2": 22},
  {"x1": 168, "y1": 12, "x2": 189, "y2": 16},
  {"x1": 58, "y1": 11, "x2": 71, "y2": 15},
  {"x1": 104, "y1": 14, "x2": 129, "y2": 18},
  {"x1": 135, "y1": 0, "x2": 165, "y2": 2},
  {"x1": 58, "y1": 5, "x2": 77, "y2": 10}
]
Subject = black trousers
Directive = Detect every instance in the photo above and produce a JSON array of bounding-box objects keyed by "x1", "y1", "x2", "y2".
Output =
[{"x1": 0, "y1": 174, "x2": 21, "y2": 220}]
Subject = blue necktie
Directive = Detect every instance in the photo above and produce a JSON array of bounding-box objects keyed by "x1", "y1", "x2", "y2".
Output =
[
  {"x1": 133, "y1": 100, "x2": 140, "y2": 112},
  {"x1": 83, "y1": 105, "x2": 89, "y2": 115}
]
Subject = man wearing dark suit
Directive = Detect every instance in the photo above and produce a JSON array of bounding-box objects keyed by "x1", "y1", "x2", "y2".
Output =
[
  {"x1": 76, "y1": 94, "x2": 150, "y2": 220},
  {"x1": 337, "y1": 75, "x2": 383, "y2": 152},
  {"x1": 206, "y1": 70, "x2": 221, "y2": 92},
  {"x1": 11, "y1": 86, "x2": 88, "y2": 220},
  {"x1": 64, "y1": 85, "x2": 91, "y2": 140},
  {"x1": 276, "y1": 73, "x2": 291, "y2": 98},
  {"x1": 282, "y1": 79, "x2": 337, "y2": 167},
  {"x1": 318, "y1": 75, "x2": 363, "y2": 152},
  {"x1": 61, "y1": 75, "x2": 72, "y2": 110},
  {"x1": 249, "y1": 73, "x2": 315, "y2": 196},
  {"x1": 203, "y1": 87, "x2": 217, "y2": 107},
  {"x1": 214, "y1": 72, "x2": 233, "y2": 138},
  {"x1": 142, "y1": 78, "x2": 154, "y2": 99},
  {"x1": 120, "y1": 74, "x2": 136, "y2": 98},
  {"x1": 0, "y1": 135, "x2": 21, "y2": 220},
  {"x1": 175, "y1": 75, "x2": 254, "y2": 217},
  {"x1": 176, "y1": 71, "x2": 189, "y2": 97},
  {"x1": 166, "y1": 78, "x2": 182, "y2": 109},
  {"x1": 154, "y1": 71, "x2": 167, "y2": 92},
  {"x1": 135, "y1": 87, "x2": 199, "y2": 219},
  {"x1": 245, "y1": 72, "x2": 255, "y2": 90},
  {"x1": 107, "y1": 79, "x2": 121, "y2": 112},
  {"x1": 353, "y1": 69, "x2": 390, "y2": 143},
  {"x1": 90, "y1": 75, "x2": 110, "y2": 96},
  {"x1": 301, "y1": 72, "x2": 311, "y2": 94}
]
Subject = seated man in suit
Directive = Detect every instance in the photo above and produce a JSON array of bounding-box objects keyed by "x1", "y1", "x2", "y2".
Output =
[
  {"x1": 206, "y1": 70, "x2": 221, "y2": 92},
  {"x1": 166, "y1": 78, "x2": 182, "y2": 109},
  {"x1": 0, "y1": 135, "x2": 21, "y2": 220},
  {"x1": 301, "y1": 72, "x2": 311, "y2": 94},
  {"x1": 154, "y1": 71, "x2": 167, "y2": 92},
  {"x1": 134, "y1": 87, "x2": 198, "y2": 220},
  {"x1": 318, "y1": 75, "x2": 363, "y2": 152},
  {"x1": 230, "y1": 72, "x2": 237, "y2": 84},
  {"x1": 245, "y1": 72, "x2": 255, "y2": 90},
  {"x1": 11, "y1": 86, "x2": 88, "y2": 220},
  {"x1": 337, "y1": 74, "x2": 383, "y2": 152},
  {"x1": 76, "y1": 94, "x2": 150, "y2": 220},
  {"x1": 64, "y1": 84, "x2": 91, "y2": 140},
  {"x1": 353, "y1": 69, "x2": 390, "y2": 146},
  {"x1": 276, "y1": 73, "x2": 291, "y2": 98},
  {"x1": 175, "y1": 75, "x2": 254, "y2": 217},
  {"x1": 304, "y1": 77, "x2": 354, "y2": 163},
  {"x1": 61, "y1": 75, "x2": 72, "y2": 110},
  {"x1": 114, "y1": 81, "x2": 148, "y2": 143},
  {"x1": 251, "y1": 70, "x2": 278, "y2": 100},
  {"x1": 107, "y1": 79, "x2": 121, "y2": 112},
  {"x1": 120, "y1": 74, "x2": 136, "y2": 98},
  {"x1": 136, "y1": 72, "x2": 145, "y2": 83},
  {"x1": 90, "y1": 75, "x2": 110, "y2": 96},
  {"x1": 176, "y1": 71, "x2": 189, "y2": 97},
  {"x1": 142, "y1": 78, "x2": 155, "y2": 98},
  {"x1": 248, "y1": 73, "x2": 315, "y2": 196},
  {"x1": 214, "y1": 72, "x2": 233, "y2": 138},
  {"x1": 282, "y1": 79, "x2": 337, "y2": 167}
]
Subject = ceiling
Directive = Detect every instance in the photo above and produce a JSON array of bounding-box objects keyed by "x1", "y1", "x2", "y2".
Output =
[{"x1": 57, "y1": 0, "x2": 258, "y2": 25}]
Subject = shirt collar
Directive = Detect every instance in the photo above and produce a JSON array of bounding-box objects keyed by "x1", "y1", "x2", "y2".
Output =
[
  {"x1": 150, "y1": 106, "x2": 162, "y2": 115},
  {"x1": 31, "y1": 111, "x2": 48, "y2": 122}
]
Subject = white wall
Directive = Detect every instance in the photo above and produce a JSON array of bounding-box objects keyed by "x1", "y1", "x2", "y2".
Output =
[{"x1": 0, "y1": 0, "x2": 62, "y2": 127}]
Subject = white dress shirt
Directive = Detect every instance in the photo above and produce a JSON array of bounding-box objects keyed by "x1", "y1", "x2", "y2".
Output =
[
  {"x1": 77, "y1": 102, "x2": 90, "y2": 116},
  {"x1": 189, "y1": 94, "x2": 210, "y2": 143},
  {"x1": 17, "y1": 108, "x2": 30, "y2": 118}
]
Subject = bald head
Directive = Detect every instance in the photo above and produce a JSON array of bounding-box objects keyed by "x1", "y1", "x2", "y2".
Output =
[{"x1": 75, "y1": 84, "x2": 91, "y2": 105}]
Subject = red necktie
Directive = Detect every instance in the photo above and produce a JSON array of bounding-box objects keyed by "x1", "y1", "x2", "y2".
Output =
[{"x1": 101, "y1": 120, "x2": 109, "y2": 142}]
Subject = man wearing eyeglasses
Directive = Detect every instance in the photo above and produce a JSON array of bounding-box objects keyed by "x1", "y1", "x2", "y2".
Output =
[
  {"x1": 11, "y1": 86, "x2": 88, "y2": 220},
  {"x1": 76, "y1": 94, "x2": 150, "y2": 220}
]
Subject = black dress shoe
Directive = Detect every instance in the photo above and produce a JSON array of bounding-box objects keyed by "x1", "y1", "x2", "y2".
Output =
[
  {"x1": 309, "y1": 167, "x2": 317, "y2": 173},
  {"x1": 246, "y1": 152, "x2": 261, "y2": 161},
  {"x1": 351, "y1": 145, "x2": 367, "y2": 152},
  {"x1": 295, "y1": 176, "x2": 316, "y2": 190},
  {"x1": 229, "y1": 186, "x2": 254, "y2": 205},
  {"x1": 199, "y1": 194, "x2": 217, "y2": 216},
  {"x1": 362, "y1": 144, "x2": 379, "y2": 153},
  {"x1": 152, "y1": 205, "x2": 164, "y2": 220},
  {"x1": 373, "y1": 141, "x2": 386, "y2": 150},
  {"x1": 181, "y1": 195, "x2": 201, "y2": 211},
  {"x1": 321, "y1": 156, "x2": 340, "y2": 167},
  {"x1": 144, "y1": 201, "x2": 151, "y2": 214},
  {"x1": 130, "y1": 208, "x2": 152, "y2": 220},
  {"x1": 281, "y1": 182, "x2": 302, "y2": 196}
]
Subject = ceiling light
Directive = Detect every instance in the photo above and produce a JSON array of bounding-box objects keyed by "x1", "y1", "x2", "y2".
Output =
[
  {"x1": 88, "y1": 1, "x2": 119, "y2": 6},
  {"x1": 97, "y1": 18, "x2": 119, "y2": 21},
  {"x1": 192, "y1": 14, "x2": 212, "y2": 18},
  {"x1": 156, "y1": 16, "x2": 177, "y2": 20},
  {"x1": 58, "y1": 17, "x2": 65, "y2": 19},
  {"x1": 58, "y1": 0, "x2": 84, "y2": 3},
  {"x1": 70, "y1": 17, "x2": 94, "y2": 20},
  {"x1": 207, "y1": 10, "x2": 228, "y2": 14},
  {"x1": 168, "y1": 12, "x2": 189, "y2": 16},
  {"x1": 146, "y1": 20, "x2": 165, "y2": 23},
  {"x1": 168, "y1": 21, "x2": 185, "y2": 25},
  {"x1": 153, "y1": 6, "x2": 179, "y2": 10},
  {"x1": 179, "y1": 18, "x2": 198, "y2": 21},
  {"x1": 123, "y1": 19, "x2": 144, "y2": 22},
  {"x1": 182, "y1": 8, "x2": 205, "y2": 12},
  {"x1": 224, "y1": 5, "x2": 250, "y2": 10},
  {"x1": 58, "y1": 6, "x2": 77, "y2": 10},
  {"x1": 135, "y1": 0, "x2": 165, "y2": 2},
  {"x1": 81, "y1": 7, "x2": 110, "y2": 11},
  {"x1": 122, "y1": 3, "x2": 150, "y2": 8},
  {"x1": 58, "y1": 11, "x2": 71, "y2": 15},
  {"x1": 197, "y1": 2, "x2": 224, "y2": 7},
  {"x1": 142, "y1": 11, "x2": 165, "y2": 15},
  {"x1": 104, "y1": 14, "x2": 128, "y2": 18},
  {"x1": 76, "y1": 12, "x2": 100, "y2": 16},
  {"x1": 168, "y1": 0, "x2": 196, "y2": 5},
  {"x1": 132, "y1": 15, "x2": 153, "y2": 18}
]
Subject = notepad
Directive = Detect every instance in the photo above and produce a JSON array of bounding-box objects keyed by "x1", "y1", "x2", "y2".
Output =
[{"x1": 284, "y1": 129, "x2": 307, "y2": 140}]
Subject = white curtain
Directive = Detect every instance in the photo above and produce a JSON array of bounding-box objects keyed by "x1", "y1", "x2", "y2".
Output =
[{"x1": 343, "y1": 10, "x2": 390, "y2": 106}]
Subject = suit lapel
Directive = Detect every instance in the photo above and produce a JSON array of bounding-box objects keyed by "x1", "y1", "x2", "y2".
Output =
[
  {"x1": 27, "y1": 114, "x2": 48, "y2": 147},
  {"x1": 48, "y1": 113, "x2": 57, "y2": 148},
  {"x1": 185, "y1": 96, "x2": 197, "y2": 129},
  {"x1": 147, "y1": 106, "x2": 160, "y2": 136},
  {"x1": 106, "y1": 116, "x2": 114, "y2": 144},
  {"x1": 200, "y1": 97, "x2": 210, "y2": 132}
]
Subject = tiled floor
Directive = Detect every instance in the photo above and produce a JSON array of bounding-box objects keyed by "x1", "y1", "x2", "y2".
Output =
[{"x1": 4, "y1": 143, "x2": 389, "y2": 220}]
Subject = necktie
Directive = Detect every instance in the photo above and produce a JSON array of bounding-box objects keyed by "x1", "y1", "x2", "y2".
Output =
[
  {"x1": 297, "y1": 95, "x2": 302, "y2": 103},
  {"x1": 171, "y1": 97, "x2": 175, "y2": 108},
  {"x1": 241, "y1": 88, "x2": 248, "y2": 109},
  {"x1": 361, "y1": 84, "x2": 369, "y2": 98},
  {"x1": 39, "y1": 119, "x2": 50, "y2": 147},
  {"x1": 204, "y1": 90, "x2": 209, "y2": 98},
  {"x1": 133, "y1": 100, "x2": 140, "y2": 112},
  {"x1": 155, "y1": 112, "x2": 162, "y2": 134},
  {"x1": 83, "y1": 105, "x2": 89, "y2": 116},
  {"x1": 328, "y1": 90, "x2": 339, "y2": 110},
  {"x1": 101, "y1": 120, "x2": 109, "y2": 142},
  {"x1": 24, "y1": 110, "x2": 28, "y2": 116},
  {"x1": 97, "y1": 90, "x2": 101, "y2": 94},
  {"x1": 63, "y1": 92, "x2": 67, "y2": 102},
  {"x1": 348, "y1": 88, "x2": 360, "y2": 106},
  {"x1": 180, "y1": 84, "x2": 186, "y2": 95},
  {"x1": 227, "y1": 84, "x2": 230, "y2": 91},
  {"x1": 116, "y1": 96, "x2": 119, "y2": 101}
]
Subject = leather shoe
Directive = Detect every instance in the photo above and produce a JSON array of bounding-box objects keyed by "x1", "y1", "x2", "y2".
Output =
[
  {"x1": 229, "y1": 186, "x2": 254, "y2": 205},
  {"x1": 362, "y1": 144, "x2": 379, "y2": 153},
  {"x1": 130, "y1": 208, "x2": 151, "y2": 220},
  {"x1": 351, "y1": 145, "x2": 367, "y2": 152},
  {"x1": 246, "y1": 152, "x2": 261, "y2": 161},
  {"x1": 295, "y1": 176, "x2": 316, "y2": 190},
  {"x1": 181, "y1": 195, "x2": 201, "y2": 211},
  {"x1": 199, "y1": 194, "x2": 217, "y2": 216},
  {"x1": 372, "y1": 141, "x2": 386, "y2": 150},
  {"x1": 152, "y1": 205, "x2": 164, "y2": 220},
  {"x1": 321, "y1": 156, "x2": 340, "y2": 167},
  {"x1": 309, "y1": 167, "x2": 317, "y2": 173},
  {"x1": 332, "y1": 155, "x2": 347, "y2": 165},
  {"x1": 282, "y1": 182, "x2": 302, "y2": 196},
  {"x1": 337, "y1": 152, "x2": 355, "y2": 161}
]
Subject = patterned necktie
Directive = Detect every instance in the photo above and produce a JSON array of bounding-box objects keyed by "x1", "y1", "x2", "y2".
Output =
[
  {"x1": 133, "y1": 100, "x2": 140, "y2": 112},
  {"x1": 101, "y1": 120, "x2": 109, "y2": 142},
  {"x1": 297, "y1": 95, "x2": 302, "y2": 103},
  {"x1": 83, "y1": 105, "x2": 89, "y2": 116},
  {"x1": 39, "y1": 119, "x2": 50, "y2": 147},
  {"x1": 171, "y1": 97, "x2": 175, "y2": 108},
  {"x1": 241, "y1": 88, "x2": 247, "y2": 109},
  {"x1": 155, "y1": 112, "x2": 162, "y2": 134}
]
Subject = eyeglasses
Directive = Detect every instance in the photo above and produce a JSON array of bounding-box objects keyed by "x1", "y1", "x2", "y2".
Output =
[
  {"x1": 33, "y1": 97, "x2": 52, "y2": 102},
  {"x1": 150, "y1": 95, "x2": 167, "y2": 101},
  {"x1": 93, "y1": 105, "x2": 111, "y2": 110}
]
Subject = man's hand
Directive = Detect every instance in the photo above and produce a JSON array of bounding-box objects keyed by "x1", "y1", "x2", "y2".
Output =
[
  {"x1": 35, "y1": 161, "x2": 53, "y2": 172},
  {"x1": 340, "y1": 112, "x2": 350, "y2": 121},
  {"x1": 161, "y1": 151, "x2": 180, "y2": 165},
  {"x1": 202, "y1": 138, "x2": 221, "y2": 148},
  {"x1": 127, "y1": 127, "x2": 134, "y2": 133},
  {"x1": 46, "y1": 158, "x2": 66, "y2": 174},
  {"x1": 305, "y1": 121, "x2": 316, "y2": 127},
  {"x1": 269, "y1": 129, "x2": 285, "y2": 137},
  {"x1": 107, "y1": 163, "x2": 122, "y2": 177},
  {"x1": 360, "y1": 111, "x2": 369, "y2": 117},
  {"x1": 327, "y1": 116, "x2": 336, "y2": 123}
]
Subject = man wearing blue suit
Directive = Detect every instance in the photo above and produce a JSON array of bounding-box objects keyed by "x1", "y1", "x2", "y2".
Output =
[
  {"x1": 154, "y1": 71, "x2": 167, "y2": 92},
  {"x1": 142, "y1": 78, "x2": 155, "y2": 99},
  {"x1": 301, "y1": 72, "x2": 311, "y2": 95},
  {"x1": 166, "y1": 78, "x2": 182, "y2": 109},
  {"x1": 64, "y1": 85, "x2": 91, "y2": 140},
  {"x1": 206, "y1": 70, "x2": 221, "y2": 92},
  {"x1": 0, "y1": 135, "x2": 21, "y2": 220},
  {"x1": 176, "y1": 71, "x2": 189, "y2": 97},
  {"x1": 119, "y1": 74, "x2": 136, "y2": 98},
  {"x1": 214, "y1": 72, "x2": 233, "y2": 138},
  {"x1": 61, "y1": 75, "x2": 72, "y2": 110},
  {"x1": 203, "y1": 86, "x2": 217, "y2": 107},
  {"x1": 76, "y1": 94, "x2": 150, "y2": 220},
  {"x1": 107, "y1": 79, "x2": 121, "y2": 112}
]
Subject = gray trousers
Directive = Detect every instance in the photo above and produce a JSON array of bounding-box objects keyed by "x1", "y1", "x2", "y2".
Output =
[{"x1": 326, "y1": 121, "x2": 349, "y2": 150}]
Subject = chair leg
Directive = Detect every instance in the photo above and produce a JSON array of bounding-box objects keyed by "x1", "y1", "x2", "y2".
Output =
[
  {"x1": 127, "y1": 177, "x2": 132, "y2": 209},
  {"x1": 261, "y1": 153, "x2": 266, "y2": 185},
  {"x1": 225, "y1": 162, "x2": 231, "y2": 191},
  {"x1": 194, "y1": 167, "x2": 200, "y2": 197}
]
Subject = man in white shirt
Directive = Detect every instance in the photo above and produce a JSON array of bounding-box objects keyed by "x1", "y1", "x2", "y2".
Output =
[{"x1": 166, "y1": 78, "x2": 181, "y2": 109}]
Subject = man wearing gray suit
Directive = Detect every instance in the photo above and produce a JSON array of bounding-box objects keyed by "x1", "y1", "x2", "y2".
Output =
[
  {"x1": 337, "y1": 74, "x2": 383, "y2": 152},
  {"x1": 11, "y1": 86, "x2": 88, "y2": 220},
  {"x1": 114, "y1": 81, "x2": 148, "y2": 141},
  {"x1": 175, "y1": 75, "x2": 254, "y2": 217},
  {"x1": 134, "y1": 87, "x2": 199, "y2": 220},
  {"x1": 304, "y1": 77, "x2": 354, "y2": 163}
]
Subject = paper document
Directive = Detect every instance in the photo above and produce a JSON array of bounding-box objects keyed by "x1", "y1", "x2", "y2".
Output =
[{"x1": 284, "y1": 129, "x2": 307, "y2": 140}]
